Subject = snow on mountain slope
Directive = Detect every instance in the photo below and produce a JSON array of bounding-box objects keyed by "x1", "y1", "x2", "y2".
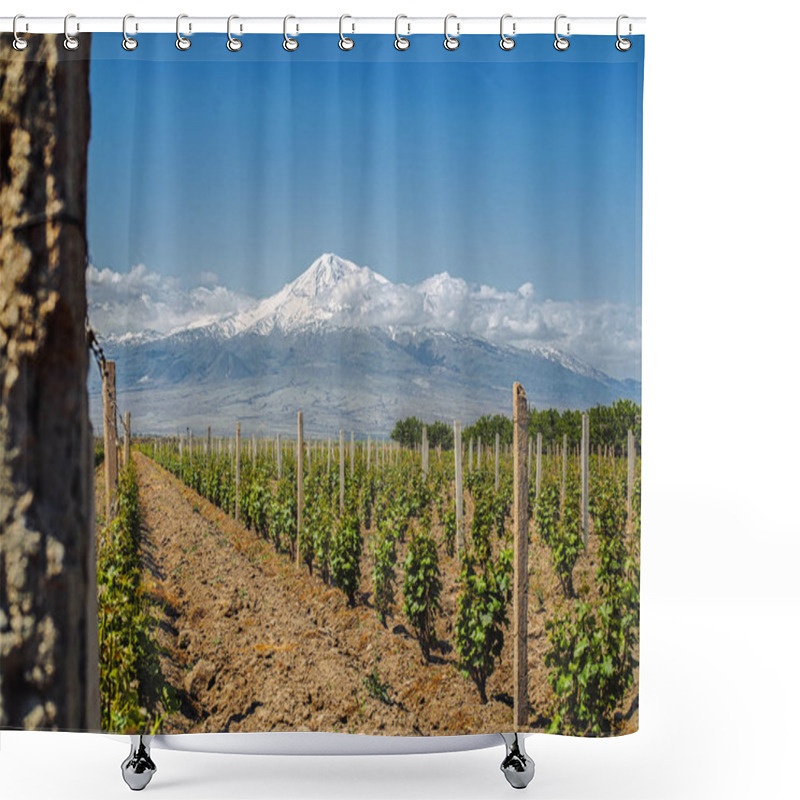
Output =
[
  {"x1": 182, "y1": 253, "x2": 390, "y2": 338},
  {"x1": 100, "y1": 253, "x2": 629, "y2": 385}
]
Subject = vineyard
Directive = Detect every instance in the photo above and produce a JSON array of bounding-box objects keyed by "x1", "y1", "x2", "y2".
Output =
[{"x1": 108, "y1": 400, "x2": 640, "y2": 737}]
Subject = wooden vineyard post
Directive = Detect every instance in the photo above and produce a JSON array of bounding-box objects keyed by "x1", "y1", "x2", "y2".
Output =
[
  {"x1": 207, "y1": 425, "x2": 211, "y2": 460},
  {"x1": 102, "y1": 360, "x2": 118, "y2": 521},
  {"x1": 495, "y1": 432, "x2": 500, "y2": 491},
  {"x1": 527, "y1": 435, "x2": 532, "y2": 482},
  {"x1": 367, "y1": 435, "x2": 371, "y2": 470},
  {"x1": 234, "y1": 423, "x2": 241, "y2": 521},
  {"x1": 627, "y1": 428, "x2": 635, "y2": 533},
  {"x1": 561, "y1": 433, "x2": 568, "y2": 507},
  {"x1": 297, "y1": 412, "x2": 304, "y2": 567},
  {"x1": 469, "y1": 437, "x2": 474, "y2": 472},
  {"x1": 535, "y1": 431, "x2": 543, "y2": 500},
  {"x1": 454, "y1": 420, "x2": 464, "y2": 554},
  {"x1": 123, "y1": 411, "x2": 131, "y2": 468},
  {"x1": 350, "y1": 431, "x2": 355, "y2": 478},
  {"x1": 422, "y1": 425, "x2": 429, "y2": 476},
  {"x1": 512, "y1": 382, "x2": 529, "y2": 729},
  {"x1": 339, "y1": 429, "x2": 345, "y2": 512},
  {"x1": 477, "y1": 435, "x2": 482, "y2": 470},
  {"x1": 581, "y1": 413, "x2": 589, "y2": 543},
  {"x1": 252, "y1": 433, "x2": 256, "y2": 471},
  {"x1": 277, "y1": 432, "x2": 282, "y2": 478},
  {"x1": 189, "y1": 429, "x2": 194, "y2": 463}
]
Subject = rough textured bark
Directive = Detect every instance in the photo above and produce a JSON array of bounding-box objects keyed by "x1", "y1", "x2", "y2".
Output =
[{"x1": 0, "y1": 35, "x2": 97, "y2": 730}]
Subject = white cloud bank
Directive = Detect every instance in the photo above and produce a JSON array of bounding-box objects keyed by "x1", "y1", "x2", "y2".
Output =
[
  {"x1": 86, "y1": 263, "x2": 258, "y2": 339},
  {"x1": 87, "y1": 259, "x2": 641, "y2": 380}
]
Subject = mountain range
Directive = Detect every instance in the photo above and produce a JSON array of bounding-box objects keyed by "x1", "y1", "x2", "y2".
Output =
[{"x1": 89, "y1": 253, "x2": 640, "y2": 435}]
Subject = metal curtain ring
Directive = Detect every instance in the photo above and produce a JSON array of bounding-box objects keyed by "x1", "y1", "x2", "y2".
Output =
[
  {"x1": 122, "y1": 14, "x2": 138, "y2": 51},
  {"x1": 394, "y1": 14, "x2": 410, "y2": 50},
  {"x1": 554, "y1": 14, "x2": 570, "y2": 51},
  {"x1": 63, "y1": 13, "x2": 79, "y2": 50},
  {"x1": 227, "y1": 15, "x2": 242, "y2": 51},
  {"x1": 444, "y1": 14, "x2": 460, "y2": 51},
  {"x1": 12, "y1": 14, "x2": 28, "y2": 51},
  {"x1": 339, "y1": 14, "x2": 354, "y2": 50},
  {"x1": 176, "y1": 14, "x2": 191, "y2": 50},
  {"x1": 283, "y1": 15, "x2": 299, "y2": 51},
  {"x1": 616, "y1": 14, "x2": 632, "y2": 51},
  {"x1": 499, "y1": 14, "x2": 515, "y2": 50}
]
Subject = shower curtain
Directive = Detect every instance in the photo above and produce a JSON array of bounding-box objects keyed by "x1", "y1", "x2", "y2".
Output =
[{"x1": 1, "y1": 30, "x2": 643, "y2": 738}]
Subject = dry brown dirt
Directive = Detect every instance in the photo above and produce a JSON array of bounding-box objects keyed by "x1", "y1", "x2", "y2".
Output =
[{"x1": 126, "y1": 451, "x2": 637, "y2": 736}]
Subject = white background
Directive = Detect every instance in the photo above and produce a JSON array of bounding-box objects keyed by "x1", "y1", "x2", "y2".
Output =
[{"x1": 3, "y1": 1, "x2": 799, "y2": 798}]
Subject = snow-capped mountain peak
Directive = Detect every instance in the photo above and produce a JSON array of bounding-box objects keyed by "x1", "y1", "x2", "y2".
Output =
[
  {"x1": 102, "y1": 253, "x2": 633, "y2": 390},
  {"x1": 190, "y1": 253, "x2": 390, "y2": 338},
  {"x1": 291, "y1": 253, "x2": 378, "y2": 299}
]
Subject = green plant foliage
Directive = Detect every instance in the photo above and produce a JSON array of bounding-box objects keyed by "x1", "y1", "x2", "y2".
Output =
[
  {"x1": 535, "y1": 480, "x2": 561, "y2": 547},
  {"x1": 545, "y1": 474, "x2": 638, "y2": 734},
  {"x1": 442, "y1": 505, "x2": 457, "y2": 558},
  {"x1": 371, "y1": 522, "x2": 397, "y2": 625},
  {"x1": 470, "y1": 491, "x2": 494, "y2": 565},
  {"x1": 402, "y1": 527, "x2": 442, "y2": 660},
  {"x1": 390, "y1": 417, "x2": 453, "y2": 449},
  {"x1": 462, "y1": 414, "x2": 513, "y2": 448},
  {"x1": 272, "y1": 473, "x2": 297, "y2": 554},
  {"x1": 331, "y1": 512, "x2": 363, "y2": 605},
  {"x1": 544, "y1": 597, "x2": 636, "y2": 735},
  {"x1": 550, "y1": 478, "x2": 583, "y2": 597},
  {"x1": 363, "y1": 665, "x2": 393, "y2": 705},
  {"x1": 309, "y1": 496, "x2": 334, "y2": 583},
  {"x1": 242, "y1": 478, "x2": 272, "y2": 538},
  {"x1": 493, "y1": 477, "x2": 512, "y2": 540},
  {"x1": 454, "y1": 549, "x2": 513, "y2": 703},
  {"x1": 97, "y1": 464, "x2": 175, "y2": 733}
]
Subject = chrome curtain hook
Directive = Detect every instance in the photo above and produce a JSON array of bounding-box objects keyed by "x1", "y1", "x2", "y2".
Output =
[
  {"x1": 554, "y1": 14, "x2": 570, "y2": 51},
  {"x1": 122, "y1": 14, "x2": 138, "y2": 51},
  {"x1": 444, "y1": 14, "x2": 460, "y2": 51},
  {"x1": 394, "y1": 14, "x2": 410, "y2": 51},
  {"x1": 12, "y1": 14, "x2": 28, "y2": 51},
  {"x1": 63, "y1": 13, "x2": 79, "y2": 51},
  {"x1": 283, "y1": 15, "x2": 299, "y2": 51},
  {"x1": 176, "y1": 14, "x2": 191, "y2": 50},
  {"x1": 616, "y1": 14, "x2": 632, "y2": 51},
  {"x1": 227, "y1": 15, "x2": 242, "y2": 51},
  {"x1": 499, "y1": 14, "x2": 516, "y2": 50},
  {"x1": 339, "y1": 14, "x2": 354, "y2": 50}
]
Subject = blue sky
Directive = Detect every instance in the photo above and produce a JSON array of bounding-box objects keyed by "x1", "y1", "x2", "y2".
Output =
[{"x1": 87, "y1": 33, "x2": 643, "y2": 306}]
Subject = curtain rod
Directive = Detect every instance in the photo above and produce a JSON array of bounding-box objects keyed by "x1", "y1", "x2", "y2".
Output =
[{"x1": 0, "y1": 16, "x2": 645, "y2": 36}]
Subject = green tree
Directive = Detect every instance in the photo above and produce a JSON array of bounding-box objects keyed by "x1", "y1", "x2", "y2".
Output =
[
  {"x1": 390, "y1": 417, "x2": 453, "y2": 449},
  {"x1": 462, "y1": 414, "x2": 513, "y2": 448}
]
